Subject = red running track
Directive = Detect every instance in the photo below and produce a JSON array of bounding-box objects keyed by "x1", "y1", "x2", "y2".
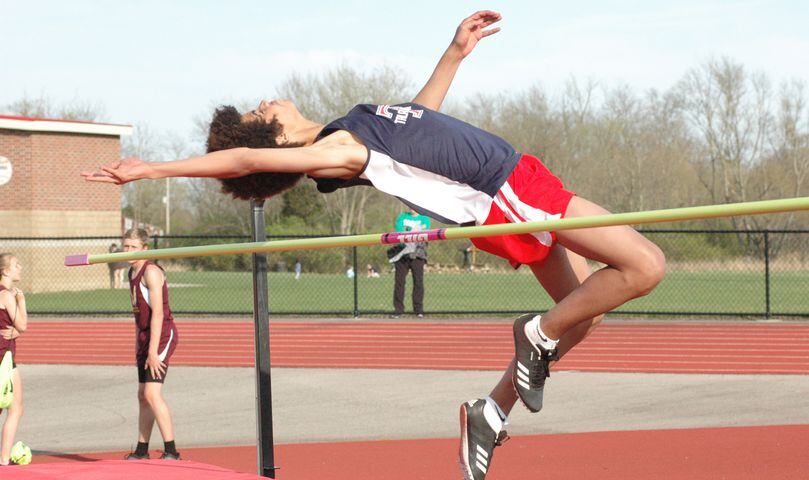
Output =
[
  {"x1": 31, "y1": 424, "x2": 809, "y2": 479},
  {"x1": 16, "y1": 321, "x2": 809, "y2": 374}
]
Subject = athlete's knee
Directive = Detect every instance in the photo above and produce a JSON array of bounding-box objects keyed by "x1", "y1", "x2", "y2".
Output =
[
  {"x1": 143, "y1": 388, "x2": 163, "y2": 406},
  {"x1": 630, "y1": 243, "x2": 666, "y2": 296}
]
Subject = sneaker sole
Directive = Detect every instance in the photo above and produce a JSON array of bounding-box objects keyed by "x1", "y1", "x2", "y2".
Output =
[{"x1": 458, "y1": 404, "x2": 474, "y2": 480}]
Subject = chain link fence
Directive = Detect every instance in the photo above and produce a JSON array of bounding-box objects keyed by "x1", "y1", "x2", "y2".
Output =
[{"x1": 6, "y1": 230, "x2": 809, "y2": 317}]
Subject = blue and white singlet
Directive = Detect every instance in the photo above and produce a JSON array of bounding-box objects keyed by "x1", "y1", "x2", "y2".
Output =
[{"x1": 312, "y1": 103, "x2": 521, "y2": 225}]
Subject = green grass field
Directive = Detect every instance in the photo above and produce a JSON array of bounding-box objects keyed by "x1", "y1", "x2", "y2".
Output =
[{"x1": 27, "y1": 269, "x2": 809, "y2": 316}]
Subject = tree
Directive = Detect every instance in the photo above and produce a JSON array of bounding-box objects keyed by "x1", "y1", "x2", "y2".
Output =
[
  {"x1": 677, "y1": 58, "x2": 773, "y2": 215},
  {"x1": 676, "y1": 58, "x2": 774, "y2": 255},
  {"x1": 3, "y1": 93, "x2": 106, "y2": 121},
  {"x1": 769, "y1": 80, "x2": 809, "y2": 219}
]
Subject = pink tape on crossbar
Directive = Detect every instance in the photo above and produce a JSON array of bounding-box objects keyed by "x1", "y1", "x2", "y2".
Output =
[
  {"x1": 380, "y1": 229, "x2": 447, "y2": 244},
  {"x1": 64, "y1": 254, "x2": 90, "y2": 266}
]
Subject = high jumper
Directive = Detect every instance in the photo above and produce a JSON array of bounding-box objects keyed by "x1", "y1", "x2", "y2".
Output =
[{"x1": 84, "y1": 11, "x2": 666, "y2": 479}]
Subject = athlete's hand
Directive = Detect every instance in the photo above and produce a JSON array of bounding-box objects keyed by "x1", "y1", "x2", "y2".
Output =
[
  {"x1": 451, "y1": 10, "x2": 502, "y2": 58},
  {"x1": 145, "y1": 352, "x2": 167, "y2": 380},
  {"x1": 0, "y1": 327, "x2": 18, "y2": 340},
  {"x1": 81, "y1": 157, "x2": 154, "y2": 185},
  {"x1": 12, "y1": 288, "x2": 25, "y2": 306}
]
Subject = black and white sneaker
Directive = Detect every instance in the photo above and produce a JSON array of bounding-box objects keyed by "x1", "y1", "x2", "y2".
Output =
[
  {"x1": 124, "y1": 452, "x2": 149, "y2": 460},
  {"x1": 512, "y1": 313, "x2": 558, "y2": 413},
  {"x1": 459, "y1": 399, "x2": 509, "y2": 480},
  {"x1": 160, "y1": 451, "x2": 181, "y2": 460}
]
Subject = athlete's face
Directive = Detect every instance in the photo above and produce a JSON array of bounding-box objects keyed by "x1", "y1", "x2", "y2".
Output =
[
  {"x1": 241, "y1": 99, "x2": 301, "y2": 144},
  {"x1": 3, "y1": 257, "x2": 22, "y2": 282},
  {"x1": 123, "y1": 238, "x2": 147, "y2": 264}
]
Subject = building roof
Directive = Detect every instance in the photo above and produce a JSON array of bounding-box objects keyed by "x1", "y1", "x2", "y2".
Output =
[{"x1": 0, "y1": 115, "x2": 133, "y2": 137}]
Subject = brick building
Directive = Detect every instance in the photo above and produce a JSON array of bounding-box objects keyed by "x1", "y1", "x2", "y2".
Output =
[{"x1": 0, "y1": 115, "x2": 132, "y2": 292}]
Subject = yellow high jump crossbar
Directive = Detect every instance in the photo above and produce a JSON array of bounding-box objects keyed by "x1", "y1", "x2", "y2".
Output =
[{"x1": 65, "y1": 196, "x2": 809, "y2": 266}]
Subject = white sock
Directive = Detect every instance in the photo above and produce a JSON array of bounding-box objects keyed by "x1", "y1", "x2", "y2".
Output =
[
  {"x1": 525, "y1": 315, "x2": 558, "y2": 350},
  {"x1": 483, "y1": 397, "x2": 507, "y2": 432}
]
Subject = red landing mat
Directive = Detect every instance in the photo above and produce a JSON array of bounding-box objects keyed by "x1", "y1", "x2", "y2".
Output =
[{"x1": 2, "y1": 459, "x2": 263, "y2": 480}]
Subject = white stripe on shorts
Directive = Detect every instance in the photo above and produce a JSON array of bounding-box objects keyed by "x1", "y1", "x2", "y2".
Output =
[{"x1": 493, "y1": 181, "x2": 561, "y2": 247}]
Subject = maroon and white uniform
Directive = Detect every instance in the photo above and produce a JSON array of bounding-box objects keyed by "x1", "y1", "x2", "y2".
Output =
[
  {"x1": 0, "y1": 286, "x2": 16, "y2": 362},
  {"x1": 129, "y1": 261, "x2": 178, "y2": 366}
]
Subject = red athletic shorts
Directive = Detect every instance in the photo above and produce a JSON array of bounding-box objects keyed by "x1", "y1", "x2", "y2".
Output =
[{"x1": 472, "y1": 154, "x2": 575, "y2": 268}]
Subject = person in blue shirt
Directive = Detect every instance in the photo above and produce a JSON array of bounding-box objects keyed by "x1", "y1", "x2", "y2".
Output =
[
  {"x1": 85, "y1": 11, "x2": 665, "y2": 480},
  {"x1": 390, "y1": 209, "x2": 431, "y2": 318}
]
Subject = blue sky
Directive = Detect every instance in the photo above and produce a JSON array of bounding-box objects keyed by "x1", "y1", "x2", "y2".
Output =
[{"x1": 2, "y1": 0, "x2": 808, "y2": 137}]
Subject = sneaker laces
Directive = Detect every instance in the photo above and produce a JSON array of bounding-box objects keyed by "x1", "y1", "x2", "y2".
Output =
[
  {"x1": 495, "y1": 430, "x2": 510, "y2": 446},
  {"x1": 529, "y1": 348, "x2": 558, "y2": 388}
]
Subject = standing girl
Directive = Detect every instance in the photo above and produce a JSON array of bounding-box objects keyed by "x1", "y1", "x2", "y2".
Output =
[
  {"x1": 0, "y1": 253, "x2": 27, "y2": 466},
  {"x1": 122, "y1": 229, "x2": 181, "y2": 460}
]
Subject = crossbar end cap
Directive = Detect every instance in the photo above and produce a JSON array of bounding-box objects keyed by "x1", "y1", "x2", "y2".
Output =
[{"x1": 64, "y1": 254, "x2": 90, "y2": 267}]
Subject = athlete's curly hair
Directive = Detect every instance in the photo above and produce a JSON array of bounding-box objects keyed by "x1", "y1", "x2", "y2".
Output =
[{"x1": 206, "y1": 105, "x2": 304, "y2": 200}]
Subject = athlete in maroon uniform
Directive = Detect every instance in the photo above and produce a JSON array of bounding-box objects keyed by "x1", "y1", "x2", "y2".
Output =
[
  {"x1": 0, "y1": 253, "x2": 27, "y2": 466},
  {"x1": 123, "y1": 229, "x2": 180, "y2": 461},
  {"x1": 0, "y1": 288, "x2": 17, "y2": 367},
  {"x1": 130, "y1": 261, "x2": 178, "y2": 376}
]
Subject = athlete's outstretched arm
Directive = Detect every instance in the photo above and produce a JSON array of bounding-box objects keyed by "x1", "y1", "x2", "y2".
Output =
[
  {"x1": 412, "y1": 10, "x2": 501, "y2": 111},
  {"x1": 82, "y1": 142, "x2": 364, "y2": 185}
]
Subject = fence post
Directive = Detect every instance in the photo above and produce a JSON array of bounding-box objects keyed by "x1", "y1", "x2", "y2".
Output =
[
  {"x1": 153, "y1": 236, "x2": 159, "y2": 250},
  {"x1": 353, "y1": 246, "x2": 359, "y2": 317},
  {"x1": 764, "y1": 230, "x2": 771, "y2": 319}
]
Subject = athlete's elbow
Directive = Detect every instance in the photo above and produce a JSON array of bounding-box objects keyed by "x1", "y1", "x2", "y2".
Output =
[{"x1": 232, "y1": 148, "x2": 257, "y2": 176}]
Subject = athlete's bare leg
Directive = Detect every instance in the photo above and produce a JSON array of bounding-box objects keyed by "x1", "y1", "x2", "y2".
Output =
[
  {"x1": 489, "y1": 245, "x2": 603, "y2": 415},
  {"x1": 143, "y1": 382, "x2": 175, "y2": 443},
  {"x1": 0, "y1": 369, "x2": 23, "y2": 465},
  {"x1": 539, "y1": 196, "x2": 665, "y2": 340}
]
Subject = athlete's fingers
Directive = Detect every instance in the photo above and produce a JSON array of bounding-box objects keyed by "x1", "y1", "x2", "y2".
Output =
[
  {"x1": 462, "y1": 10, "x2": 499, "y2": 27},
  {"x1": 467, "y1": 15, "x2": 501, "y2": 36},
  {"x1": 100, "y1": 166, "x2": 123, "y2": 177},
  {"x1": 466, "y1": 10, "x2": 499, "y2": 21},
  {"x1": 474, "y1": 11, "x2": 501, "y2": 24},
  {"x1": 146, "y1": 362, "x2": 159, "y2": 379},
  {"x1": 83, "y1": 173, "x2": 120, "y2": 184},
  {"x1": 479, "y1": 16, "x2": 502, "y2": 28},
  {"x1": 461, "y1": 11, "x2": 484, "y2": 24},
  {"x1": 85, "y1": 177, "x2": 120, "y2": 184},
  {"x1": 478, "y1": 11, "x2": 502, "y2": 22},
  {"x1": 84, "y1": 175, "x2": 121, "y2": 184},
  {"x1": 81, "y1": 171, "x2": 114, "y2": 179},
  {"x1": 80, "y1": 170, "x2": 107, "y2": 177}
]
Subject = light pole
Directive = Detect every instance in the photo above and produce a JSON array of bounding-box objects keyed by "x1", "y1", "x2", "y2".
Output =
[{"x1": 163, "y1": 177, "x2": 170, "y2": 235}]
